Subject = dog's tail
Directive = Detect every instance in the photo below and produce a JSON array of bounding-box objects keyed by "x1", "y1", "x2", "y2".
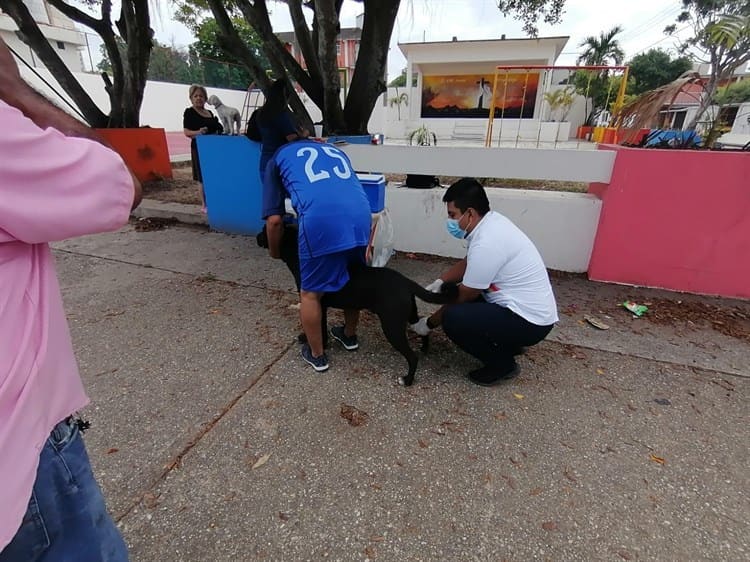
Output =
[{"x1": 411, "y1": 280, "x2": 459, "y2": 304}]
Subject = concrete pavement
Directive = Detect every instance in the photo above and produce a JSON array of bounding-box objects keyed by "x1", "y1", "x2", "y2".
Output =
[{"x1": 53, "y1": 221, "x2": 748, "y2": 561}]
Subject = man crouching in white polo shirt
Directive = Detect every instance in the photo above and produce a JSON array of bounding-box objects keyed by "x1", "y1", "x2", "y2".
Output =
[{"x1": 411, "y1": 178, "x2": 558, "y2": 386}]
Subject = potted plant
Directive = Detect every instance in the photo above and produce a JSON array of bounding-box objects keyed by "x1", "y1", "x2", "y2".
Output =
[
  {"x1": 542, "y1": 87, "x2": 575, "y2": 142},
  {"x1": 405, "y1": 125, "x2": 439, "y2": 188},
  {"x1": 408, "y1": 124, "x2": 438, "y2": 146},
  {"x1": 544, "y1": 87, "x2": 575, "y2": 122}
]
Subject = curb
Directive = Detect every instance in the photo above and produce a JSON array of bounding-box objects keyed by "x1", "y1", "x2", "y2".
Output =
[{"x1": 131, "y1": 199, "x2": 207, "y2": 226}]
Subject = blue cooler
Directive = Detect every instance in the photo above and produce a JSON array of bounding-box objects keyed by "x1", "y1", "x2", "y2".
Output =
[{"x1": 356, "y1": 173, "x2": 386, "y2": 213}]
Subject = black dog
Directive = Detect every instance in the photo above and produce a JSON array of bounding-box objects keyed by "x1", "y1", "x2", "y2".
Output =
[{"x1": 257, "y1": 225, "x2": 456, "y2": 386}]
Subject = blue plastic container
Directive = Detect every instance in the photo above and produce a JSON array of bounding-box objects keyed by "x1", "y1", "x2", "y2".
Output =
[
  {"x1": 196, "y1": 135, "x2": 265, "y2": 235},
  {"x1": 357, "y1": 173, "x2": 386, "y2": 213}
]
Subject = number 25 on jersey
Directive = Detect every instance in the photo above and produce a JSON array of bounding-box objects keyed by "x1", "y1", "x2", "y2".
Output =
[{"x1": 296, "y1": 145, "x2": 353, "y2": 184}]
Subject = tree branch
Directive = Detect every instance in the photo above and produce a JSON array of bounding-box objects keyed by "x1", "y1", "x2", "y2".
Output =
[
  {"x1": 286, "y1": 0, "x2": 322, "y2": 84},
  {"x1": 45, "y1": 0, "x2": 102, "y2": 32},
  {"x1": 236, "y1": 0, "x2": 323, "y2": 107},
  {"x1": 1, "y1": 0, "x2": 108, "y2": 126},
  {"x1": 314, "y1": 0, "x2": 345, "y2": 132},
  {"x1": 344, "y1": 0, "x2": 400, "y2": 133},
  {"x1": 205, "y1": 0, "x2": 273, "y2": 92}
]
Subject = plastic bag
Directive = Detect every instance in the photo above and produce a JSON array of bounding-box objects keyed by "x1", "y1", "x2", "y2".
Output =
[{"x1": 369, "y1": 208, "x2": 395, "y2": 268}]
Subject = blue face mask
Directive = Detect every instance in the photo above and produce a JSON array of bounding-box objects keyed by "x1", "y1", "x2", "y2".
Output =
[{"x1": 446, "y1": 211, "x2": 468, "y2": 239}]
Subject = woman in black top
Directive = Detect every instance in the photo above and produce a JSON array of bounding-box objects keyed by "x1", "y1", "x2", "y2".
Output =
[{"x1": 183, "y1": 84, "x2": 222, "y2": 212}]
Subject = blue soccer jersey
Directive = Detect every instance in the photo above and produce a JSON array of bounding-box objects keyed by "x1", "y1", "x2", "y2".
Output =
[{"x1": 262, "y1": 140, "x2": 372, "y2": 258}]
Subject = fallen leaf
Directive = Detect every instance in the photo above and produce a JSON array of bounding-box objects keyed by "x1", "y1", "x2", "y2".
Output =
[
  {"x1": 563, "y1": 466, "x2": 578, "y2": 483},
  {"x1": 542, "y1": 521, "x2": 558, "y2": 531},
  {"x1": 513, "y1": 393, "x2": 524, "y2": 400},
  {"x1": 341, "y1": 404, "x2": 369, "y2": 426},
  {"x1": 596, "y1": 368, "x2": 605, "y2": 375},
  {"x1": 106, "y1": 448, "x2": 119, "y2": 454},
  {"x1": 500, "y1": 473, "x2": 518, "y2": 490},
  {"x1": 649, "y1": 454, "x2": 665, "y2": 465},
  {"x1": 143, "y1": 492, "x2": 160, "y2": 509},
  {"x1": 252, "y1": 453, "x2": 271, "y2": 469}
]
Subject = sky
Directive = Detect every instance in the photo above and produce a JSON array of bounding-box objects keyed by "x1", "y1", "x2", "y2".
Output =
[{"x1": 98, "y1": 0, "x2": 697, "y2": 80}]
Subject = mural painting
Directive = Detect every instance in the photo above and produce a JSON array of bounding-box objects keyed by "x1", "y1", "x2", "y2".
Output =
[{"x1": 421, "y1": 73, "x2": 540, "y2": 118}]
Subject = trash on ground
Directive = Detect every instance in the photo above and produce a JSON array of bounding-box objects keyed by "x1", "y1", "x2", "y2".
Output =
[
  {"x1": 584, "y1": 315, "x2": 610, "y2": 330},
  {"x1": 622, "y1": 300, "x2": 648, "y2": 317},
  {"x1": 252, "y1": 453, "x2": 270, "y2": 469}
]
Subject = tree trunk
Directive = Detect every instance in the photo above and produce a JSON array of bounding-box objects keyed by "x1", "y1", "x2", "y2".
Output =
[
  {"x1": 2, "y1": 0, "x2": 109, "y2": 127},
  {"x1": 236, "y1": 0, "x2": 323, "y2": 108},
  {"x1": 206, "y1": 0, "x2": 271, "y2": 91},
  {"x1": 115, "y1": 0, "x2": 152, "y2": 127},
  {"x1": 343, "y1": 0, "x2": 400, "y2": 134},
  {"x1": 205, "y1": 0, "x2": 313, "y2": 132},
  {"x1": 286, "y1": 0, "x2": 323, "y2": 86},
  {"x1": 46, "y1": 0, "x2": 130, "y2": 127},
  {"x1": 315, "y1": 0, "x2": 346, "y2": 133},
  {"x1": 685, "y1": 51, "x2": 720, "y2": 132}
]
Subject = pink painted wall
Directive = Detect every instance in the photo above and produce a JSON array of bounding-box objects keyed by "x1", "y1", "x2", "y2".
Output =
[{"x1": 588, "y1": 145, "x2": 750, "y2": 299}]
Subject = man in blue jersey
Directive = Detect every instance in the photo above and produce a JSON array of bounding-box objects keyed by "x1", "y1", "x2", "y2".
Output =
[{"x1": 262, "y1": 139, "x2": 372, "y2": 372}]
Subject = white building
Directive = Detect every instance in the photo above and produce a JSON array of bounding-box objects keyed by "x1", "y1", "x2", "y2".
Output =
[
  {"x1": 393, "y1": 35, "x2": 585, "y2": 143},
  {"x1": 0, "y1": 0, "x2": 86, "y2": 73}
]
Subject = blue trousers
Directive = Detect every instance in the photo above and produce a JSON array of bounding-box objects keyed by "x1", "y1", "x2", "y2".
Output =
[
  {"x1": 443, "y1": 301, "x2": 554, "y2": 376},
  {"x1": 0, "y1": 419, "x2": 128, "y2": 562}
]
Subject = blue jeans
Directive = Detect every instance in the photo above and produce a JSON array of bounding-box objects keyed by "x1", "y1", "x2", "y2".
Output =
[{"x1": 0, "y1": 418, "x2": 128, "y2": 562}]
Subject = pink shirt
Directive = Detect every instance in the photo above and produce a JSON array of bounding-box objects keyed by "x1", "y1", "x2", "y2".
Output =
[{"x1": 0, "y1": 100, "x2": 134, "y2": 550}]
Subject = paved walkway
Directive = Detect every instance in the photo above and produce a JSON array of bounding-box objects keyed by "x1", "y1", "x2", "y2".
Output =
[{"x1": 51, "y1": 217, "x2": 749, "y2": 561}]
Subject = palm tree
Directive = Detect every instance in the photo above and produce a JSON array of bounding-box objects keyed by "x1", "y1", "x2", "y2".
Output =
[
  {"x1": 388, "y1": 90, "x2": 409, "y2": 120},
  {"x1": 577, "y1": 26, "x2": 625, "y2": 66},
  {"x1": 576, "y1": 26, "x2": 625, "y2": 126}
]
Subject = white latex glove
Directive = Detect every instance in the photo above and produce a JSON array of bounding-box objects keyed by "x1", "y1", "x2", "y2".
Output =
[
  {"x1": 425, "y1": 279, "x2": 444, "y2": 293},
  {"x1": 410, "y1": 317, "x2": 432, "y2": 336}
]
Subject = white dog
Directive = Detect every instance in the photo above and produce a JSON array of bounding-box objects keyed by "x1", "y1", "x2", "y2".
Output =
[{"x1": 207, "y1": 95, "x2": 242, "y2": 135}]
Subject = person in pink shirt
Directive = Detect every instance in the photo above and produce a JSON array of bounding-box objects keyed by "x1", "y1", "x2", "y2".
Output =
[{"x1": 0, "y1": 37, "x2": 141, "y2": 561}]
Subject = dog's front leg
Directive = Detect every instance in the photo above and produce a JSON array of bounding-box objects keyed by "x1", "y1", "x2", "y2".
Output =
[{"x1": 420, "y1": 335, "x2": 429, "y2": 353}]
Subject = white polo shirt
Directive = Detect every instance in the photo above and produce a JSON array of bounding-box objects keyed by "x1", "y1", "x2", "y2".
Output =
[{"x1": 462, "y1": 211, "x2": 559, "y2": 326}]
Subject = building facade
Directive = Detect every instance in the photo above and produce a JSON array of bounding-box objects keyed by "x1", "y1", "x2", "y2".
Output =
[
  {"x1": 0, "y1": 0, "x2": 86, "y2": 72},
  {"x1": 395, "y1": 35, "x2": 576, "y2": 142}
]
